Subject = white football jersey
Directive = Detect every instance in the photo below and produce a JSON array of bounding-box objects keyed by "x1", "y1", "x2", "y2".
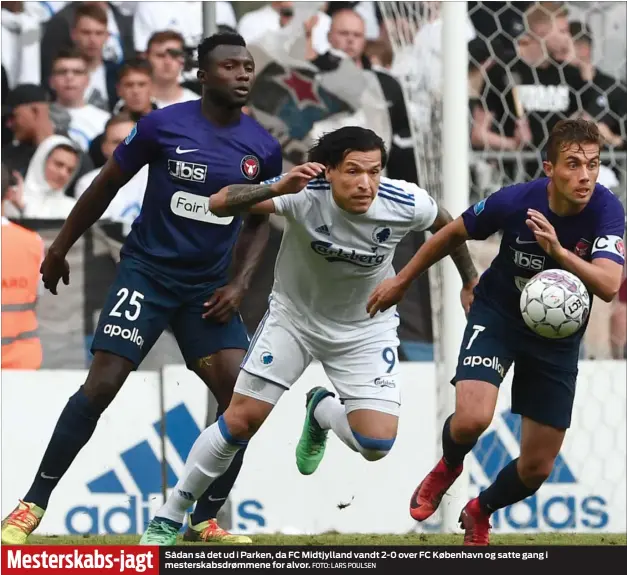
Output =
[{"x1": 269, "y1": 176, "x2": 438, "y2": 336}]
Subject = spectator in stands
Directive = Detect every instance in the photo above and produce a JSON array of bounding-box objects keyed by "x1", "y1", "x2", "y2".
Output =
[
  {"x1": 49, "y1": 48, "x2": 111, "y2": 152},
  {"x1": 311, "y1": 8, "x2": 417, "y2": 183},
  {"x1": 364, "y1": 39, "x2": 394, "y2": 70},
  {"x1": 468, "y1": 37, "x2": 530, "y2": 152},
  {"x1": 1, "y1": 162, "x2": 44, "y2": 370},
  {"x1": 568, "y1": 21, "x2": 626, "y2": 148},
  {"x1": 610, "y1": 276, "x2": 627, "y2": 359},
  {"x1": 89, "y1": 60, "x2": 157, "y2": 168},
  {"x1": 1, "y1": 2, "x2": 42, "y2": 88},
  {"x1": 75, "y1": 114, "x2": 146, "y2": 224},
  {"x1": 133, "y1": 1, "x2": 237, "y2": 53},
  {"x1": 484, "y1": 3, "x2": 588, "y2": 178},
  {"x1": 238, "y1": 2, "x2": 294, "y2": 46},
  {"x1": 146, "y1": 32, "x2": 200, "y2": 108},
  {"x1": 70, "y1": 3, "x2": 119, "y2": 112},
  {"x1": 2, "y1": 84, "x2": 94, "y2": 199},
  {"x1": 41, "y1": 2, "x2": 133, "y2": 86},
  {"x1": 17, "y1": 136, "x2": 80, "y2": 219}
]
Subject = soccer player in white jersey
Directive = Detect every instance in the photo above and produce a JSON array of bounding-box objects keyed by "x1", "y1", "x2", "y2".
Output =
[{"x1": 140, "y1": 126, "x2": 478, "y2": 545}]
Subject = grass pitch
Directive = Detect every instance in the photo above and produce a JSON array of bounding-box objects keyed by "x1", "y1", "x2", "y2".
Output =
[{"x1": 29, "y1": 533, "x2": 626, "y2": 546}]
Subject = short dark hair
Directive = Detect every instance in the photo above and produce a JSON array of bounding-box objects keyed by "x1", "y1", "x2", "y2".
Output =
[
  {"x1": 546, "y1": 119, "x2": 602, "y2": 164},
  {"x1": 51, "y1": 143, "x2": 79, "y2": 158},
  {"x1": 308, "y1": 126, "x2": 388, "y2": 169},
  {"x1": 104, "y1": 112, "x2": 134, "y2": 134},
  {"x1": 74, "y1": 3, "x2": 108, "y2": 27},
  {"x1": 197, "y1": 32, "x2": 246, "y2": 69},
  {"x1": 569, "y1": 21, "x2": 592, "y2": 45},
  {"x1": 117, "y1": 58, "x2": 153, "y2": 83},
  {"x1": 52, "y1": 47, "x2": 87, "y2": 69},
  {"x1": 147, "y1": 30, "x2": 185, "y2": 52}
]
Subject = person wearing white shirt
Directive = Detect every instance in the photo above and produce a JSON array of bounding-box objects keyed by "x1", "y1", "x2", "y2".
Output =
[
  {"x1": 133, "y1": 1, "x2": 237, "y2": 53},
  {"x1": 49, "y1": 48, "x2": 110, "y2": 152},
  {"x1": 74, "y1": 114, "x2": 146, "y2": 225},
  {"x1": 237, "y1": 2, "x2": 294, "y2": 46},
  {"x1": 70, "y1": 3, "x2": 115, "y2": 112},
  {"x1": 146, "y1": 31, "x2": 200, "y2": 109}
]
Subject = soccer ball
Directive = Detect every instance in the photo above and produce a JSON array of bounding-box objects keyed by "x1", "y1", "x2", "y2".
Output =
[{"x1": 520, "y1": 269, "x2": 590, "y2": 339}]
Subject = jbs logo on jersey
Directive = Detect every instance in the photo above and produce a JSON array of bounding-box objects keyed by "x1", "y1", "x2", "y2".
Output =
[
  {"x1": 511, "y1": 248, "x2": 545, "y2": 271},
  {"x1": 310, "y1": 241, "x2": 385, "y2": 267},
  {"x1": 170, "y1": 191, "x2": 234, "y2": 225},
  {"x1": 168, "y1": 160, "x2": 207, "y2": 182},
  {"x1": 104, "y1": 324, "x2": 144, "y2": 348}
]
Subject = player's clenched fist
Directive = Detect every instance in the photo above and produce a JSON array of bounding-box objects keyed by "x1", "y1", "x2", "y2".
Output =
[
  {"x1": 367, "y1": 277, "x2": 407, "y2": 318},
  {"x1": 273, "y1": 162, "x2": 326, "y2": 195},
  {"x1": 40, "y1": 247, "x2": 70, "y2": 295}
]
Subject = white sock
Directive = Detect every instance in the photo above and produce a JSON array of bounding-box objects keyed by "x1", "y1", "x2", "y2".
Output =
[
  {"x1": 157, "y1": 421, "x2": 242, "y2": 524},
  {"x1": 313, "y1": 395, "x2": 360, "y2": 452}
]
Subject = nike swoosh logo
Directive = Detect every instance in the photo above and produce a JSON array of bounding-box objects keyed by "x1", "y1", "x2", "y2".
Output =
[
  {"x1": 176, "y1": 146, "x2": 199, "y2": 154},
  {"x1": 515, "y1": 236, "x2": 537, "y2": 245},
  {"x1": 207, "y1": 495, "x2": 227, "y2": 502},
  {"x1": 40, "y1": 472, "x2": 59, "y2": 480}
]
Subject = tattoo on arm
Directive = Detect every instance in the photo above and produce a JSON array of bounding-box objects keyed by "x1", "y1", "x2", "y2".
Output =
[
  {"x1": 224, "y1": 184, "x2": 275, "y2": 214},
  {"x1": 430, "y1": 205, "x2": 478, "y2": 285}
]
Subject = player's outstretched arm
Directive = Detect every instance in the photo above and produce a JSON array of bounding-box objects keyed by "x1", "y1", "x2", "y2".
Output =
[
  {"x1": 41, "y1": 157, "x2": 133, "y2": 294},
  {"x1": 527, "y1": 209, "x2": 624, "y2": 302},
  {"x1": 429, "y1": 206, "x2": 478, "y2": 286},
  {"x1": 209, "y1": 162, "x2": 325, "y2": 216},
  {"x1": 367, "y1": 216, "x2": 470, "y2": 317}
]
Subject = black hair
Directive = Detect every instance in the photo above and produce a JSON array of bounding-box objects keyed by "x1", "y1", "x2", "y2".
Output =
[
  {"x1": 197, "y1": 32, "x2": 247, "y2": 69},
  {"x1": 308, "y1": 126, "x2": 387, "y2": 168}
]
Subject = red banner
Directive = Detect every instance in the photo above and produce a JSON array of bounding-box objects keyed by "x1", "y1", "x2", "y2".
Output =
[{"x1": 1, "y1": 546, "x2": 159, "y2": 575}]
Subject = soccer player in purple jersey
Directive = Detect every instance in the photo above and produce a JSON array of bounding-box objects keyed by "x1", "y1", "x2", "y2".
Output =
[
  {"x1": 367, "y1": 119, "x2": 625, "y2": 545},
  {"x1": 2, "y1": 33, "x2": 282, "y2": 545}
]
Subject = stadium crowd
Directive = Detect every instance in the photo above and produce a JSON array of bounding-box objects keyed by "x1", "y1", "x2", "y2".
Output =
[{"x1": 2, "y1": 1, "x2": 626, "y2": 369}]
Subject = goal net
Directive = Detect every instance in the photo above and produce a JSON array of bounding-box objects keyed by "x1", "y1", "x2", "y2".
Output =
[{"x1": 378, "y1": 0, "x2": 626, "y2": 533}]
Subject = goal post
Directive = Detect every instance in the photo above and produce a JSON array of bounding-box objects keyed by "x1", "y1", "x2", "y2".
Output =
[{"x1": 440, "y1": 0, "x2": 471, "y2": 533}]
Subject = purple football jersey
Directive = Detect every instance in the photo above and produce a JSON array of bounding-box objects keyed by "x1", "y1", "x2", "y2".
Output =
[
  {"x1": 113, "y1": 100, "x2": 282, "y2": 283},
  {"x1": 463, "y1": 178, "x2": 625, "y2": 329}
]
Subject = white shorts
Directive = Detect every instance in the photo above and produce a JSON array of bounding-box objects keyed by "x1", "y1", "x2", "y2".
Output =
[{"x1": 239, "y1": 300, "x2": 401, "y2": 408}]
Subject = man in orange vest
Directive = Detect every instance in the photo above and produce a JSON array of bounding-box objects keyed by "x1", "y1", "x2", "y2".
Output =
[{"x1": 1, "y1": 163, "x2": 44, "y2": 369}]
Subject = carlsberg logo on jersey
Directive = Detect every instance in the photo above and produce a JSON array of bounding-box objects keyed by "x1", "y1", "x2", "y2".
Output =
[{"x1": 310, "y1": 241, "x2": 385, "y2": 267}]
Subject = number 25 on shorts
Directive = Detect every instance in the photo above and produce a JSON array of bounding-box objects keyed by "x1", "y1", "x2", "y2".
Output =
[{"x1": 109, "y1": 288, "x2": 145, "y2": 321}]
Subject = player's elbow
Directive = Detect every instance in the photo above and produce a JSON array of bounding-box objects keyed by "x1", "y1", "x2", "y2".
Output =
[{"x1": 598, "y1": 284, "x2": 620, "y2": 303}]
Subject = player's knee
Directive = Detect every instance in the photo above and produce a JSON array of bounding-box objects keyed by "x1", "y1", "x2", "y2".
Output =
[
  {"x1": 352, "y1": 430, "x2": 396, "y2": 462},
  {"x1": 82, "y1": 353, "x2": 133, "y2": 411},
  {"x1": 222, "y1": 394, "x2": 271, "y2": 440},
  {"x1": 518, "y1": 455, "x2": 555, "y2": 487},
  {"x1": 453, "y1": 411, "x2": 492, "y2": 442}
]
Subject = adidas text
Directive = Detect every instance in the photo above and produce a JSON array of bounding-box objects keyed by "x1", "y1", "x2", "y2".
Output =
[
  {"x1": 463, "y1": 355, "x2": 504, "y2": 377},
  {"x1": 104, "y1": 324, "x2": 144, "y2": 348},
  {"x1": 311, "y1": 241, "x2": 384, "y2": 267}
]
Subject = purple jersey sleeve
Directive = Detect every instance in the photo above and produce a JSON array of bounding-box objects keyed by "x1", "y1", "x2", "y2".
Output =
[
  {"x1": 112, "y1": 113, "x2": 159, "y2": 175},
  {"x1": 462, "y1": 188, "x2": 512, "y2": 240},
  {"x1": 591, "y1": 194, "x2": 626, "y2": 265},
  {"x1": 260, "y1": 140, "x2": 283, "y2": 181}
]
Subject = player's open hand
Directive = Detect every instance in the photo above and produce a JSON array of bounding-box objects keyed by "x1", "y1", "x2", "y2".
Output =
[
  {"x1": 275, "y1": 162, "x2": 326, "y2": 195},
  {"x1": 526, "y1": 209, "x2": 564, "y2": 259},
  {"x1": 367, "y1": 277, "x2": 407, "y2": 318},
  {"x1": 203, "y1": 283, "x2": 244, "y2": 323},
  {"x1": 40, "y1": 247, "x2": 70, "y2": 295}
]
